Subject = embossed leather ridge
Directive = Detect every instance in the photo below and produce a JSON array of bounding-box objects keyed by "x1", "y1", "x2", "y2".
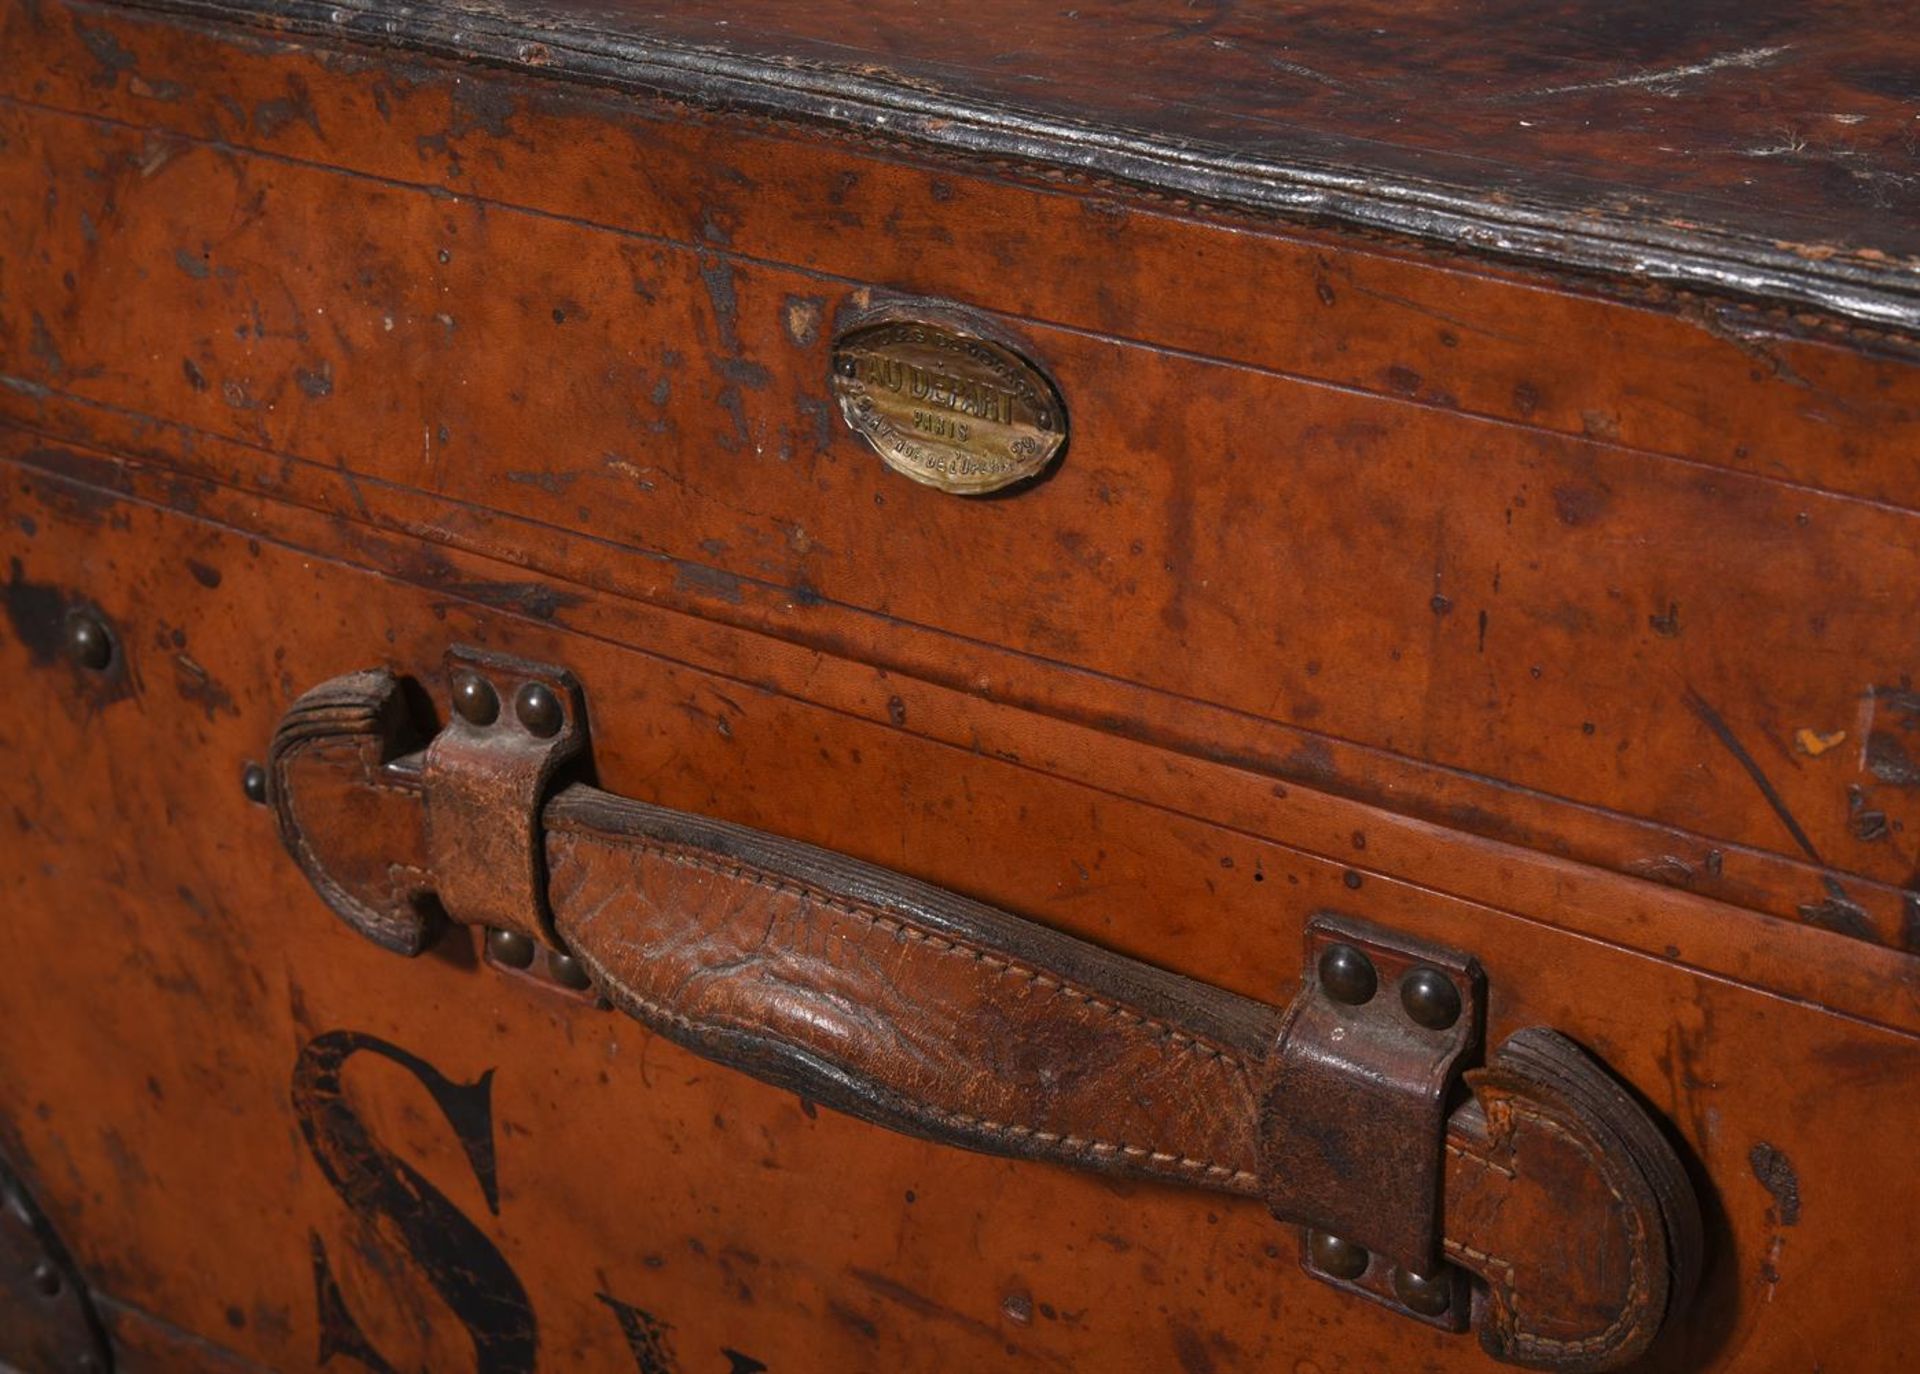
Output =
[{"x1": 268, "y1": 663, "x2": 1701, "y2": 1371}]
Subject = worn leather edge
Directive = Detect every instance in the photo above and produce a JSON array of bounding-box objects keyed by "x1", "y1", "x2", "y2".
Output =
[
  {"x1": 1450, "y1": 1030, "x2": 1702, "y2": 1373},
  {"x1": 267, "y1": 667, "x2": 437, "y2": 955},
  {"x1": 102, "y1": 0, "x2": 1920, "y2": 333}
]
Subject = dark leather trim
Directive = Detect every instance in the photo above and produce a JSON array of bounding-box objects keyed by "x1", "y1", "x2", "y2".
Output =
[{"x1": 422, "y1": 647, "x2": 587, "y2": 944}]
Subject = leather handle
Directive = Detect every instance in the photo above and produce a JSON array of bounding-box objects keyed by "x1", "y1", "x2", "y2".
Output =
[
  {"x1": 268, "y1": 651, "x2": 1701, "y2": 1372},
  {"x1": 548, "y1": 785, "x2": 1275, "y2": 1194}
]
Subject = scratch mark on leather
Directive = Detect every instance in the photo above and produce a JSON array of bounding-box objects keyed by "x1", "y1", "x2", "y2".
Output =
[
  {"x1": 1513, "y1": 46, "x2": 1790, "y2": 100},
  {"x1": 1683, "y1": 687, "x2": 1823, "y2": 865},
  {"x1": 1445, "y1": 1139, "x2": 1514, "y2": 1178}
]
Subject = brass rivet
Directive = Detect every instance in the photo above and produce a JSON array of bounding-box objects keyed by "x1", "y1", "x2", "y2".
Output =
[
  {"x1": 486, "y1": 928, "x2": 535, "y2": 970},
  {"x1": 514, "y1": 682, "x2": 563, "y2": 738},
  {"x1": 1400, "y1": 968, "x2": 1462, "y2": 1031},
  {"x1": 452, "y1": 672, "x2": 499, "y2": 726},
  {"x1": 241, "y1": 763, "x2": 268, "y2": 805},
  {"x1": 1308, "y1": 1231, "x2": 1368, "y2": 1281},
  {"x1": 548, "y1": 951, "x2": 591, "y2": 991},
  {"x1": 1392, "y1": 1265, "x2": 1452, "y2": 1316},
  {"x1": 1317, "y1": 943, "x2": 1377, "y2": 1006},
  {"x1": 64, "y1": 613, "x2": 112, "y2": 671},
  {"x1": 30, "y1": 1261, "x2": 61, "y2": 1297}
]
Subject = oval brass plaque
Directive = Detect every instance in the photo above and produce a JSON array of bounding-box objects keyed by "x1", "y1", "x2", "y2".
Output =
[{"x1": 830, "y1": 320, "x2": 1066, "y2": 495}]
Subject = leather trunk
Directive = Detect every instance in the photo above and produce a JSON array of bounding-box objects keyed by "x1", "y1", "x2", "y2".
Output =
[{"x1": 3, "y1": 0, "x2": 1919, "y2": 1369}]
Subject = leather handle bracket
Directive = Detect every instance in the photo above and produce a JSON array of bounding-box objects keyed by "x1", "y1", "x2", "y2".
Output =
[{"x1": 267, "y1": 650, "x2": 1702, "y2": 1371}]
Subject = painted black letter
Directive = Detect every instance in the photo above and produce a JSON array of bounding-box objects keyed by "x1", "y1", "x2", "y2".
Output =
[{"x1": 294, "y1": 1030, "x2": 535, "y2": 1373}]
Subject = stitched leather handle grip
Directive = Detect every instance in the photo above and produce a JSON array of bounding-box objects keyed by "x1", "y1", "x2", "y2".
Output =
[
  {"x1": 267, "y1": 654, "x2": 1700, "y2": 1371},
  {"x1": 548, "y1": 786, "x2": 1275, "y2": 1194}
]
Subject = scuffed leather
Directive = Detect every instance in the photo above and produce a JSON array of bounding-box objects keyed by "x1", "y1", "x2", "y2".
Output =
[
  {"x1": 1448, "y1": 1030, "x2": 1703, "y2": 1372},
  {"x1": 422, "y1": 647, "x2": 586, "y2": 944},
  {"x1": 547, "y1": 793, "x2": 1270, "y2": 1194},
  {"x1": 1262, "y1": 916, "x2": 1483, "y2": 1278},
  {"x1": 268, "y1": 669, "x2": 437, "y2": 955},
  {"x1": 270, "y1": 665, "x2": 1701, "y2": 1371}
]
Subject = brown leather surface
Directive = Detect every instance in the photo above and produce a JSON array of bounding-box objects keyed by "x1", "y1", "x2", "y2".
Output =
[
  {"x1": 4, "y1": 476, "x2": 1916, "y2": 1369},
  {"x1": 0, "y1": 0, "x2": 1914, "y2": 1367},
  {"x1": 268, "y1": 663, "x2": 1697, "y2": 1369},
  {"x1": 1449, "y1": 1033, "x2": 1700, "y2": 1371},
  {"x1": 100, "y1": 0, "x2": 1920, "y2": 332},
  {"x1": 270, "y1": 670, "x2": 437, "y2": 956},
  {"x1": 546, "y1": 793, "x2": 1270, "y2": 1199},
  {"x1": 8, "y1": 0, "x2": 1920, "y2": 958}
]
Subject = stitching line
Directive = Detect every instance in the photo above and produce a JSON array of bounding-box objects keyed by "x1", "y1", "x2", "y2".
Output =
[
  {"x1": 1445, "y1": 1098, "x2": 1646, "y2": 1357},
  {"x1": 1446, "y1": 1140, "x2": 1515, "y2": 1178},
  {"x1": 562, "y1": 824, "x2": 1251, "y2": 1069},
  {"x1": 550, "y1": 828, "x2": 1260, "y2": 1187},
  {"x1": 614, "y1": 982, "x2": 1262, "y2": 1186}
]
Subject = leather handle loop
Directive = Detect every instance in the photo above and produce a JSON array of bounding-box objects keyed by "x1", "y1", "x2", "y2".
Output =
[{"x1": 268, "y1": 658, "x2": 1701, "y2": 1371}]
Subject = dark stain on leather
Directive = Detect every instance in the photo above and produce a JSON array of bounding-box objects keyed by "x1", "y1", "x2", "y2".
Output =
[
  {"x1": 173, "y1": 650, "x2": 239, "y2": 720},
  {"x1": 1749, "y1": 1142, "x2": 1802, "y2": 1226},
  {"x1": 850, "y1": 1269, "x2": 1004, "y2": 1344},
  {"x1": 1170, "y1": 1323, "x2": 1220, "y2": 1374},
  {"x1": 1797, "y1": 877, "x2": 1875, "y2": 941},
  {"x1": 2, "y1": 557, "x2": 68, "y2": 664},
  {"x1": 433, "y1": 580, "x2": 585, "y2": 622},
  {"x1": 1866, "y1": 731, "x2": 1920, "y2": 788},
  {"x1": 1552, "y1": 481, "x2": 1611, "y2": 527}
]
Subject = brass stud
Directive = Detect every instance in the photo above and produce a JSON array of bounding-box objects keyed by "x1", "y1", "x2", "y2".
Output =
[
  {"x1": 1392, "y1": 1264, "x2": 1452, "y2": 1316},
  {"x1": 241, "y1": 763, "x2": 268, "y2": 805},
  {"x1": 1317, "y1": 943, "x2": 1377, "y2": 1006},
  {"x1": 64, "y1": 613, "x2": 112, "y2": 671},
  {"x1": 514, "y1": 682, "x2": 563, "y2": 738},
  {"x1": 1308, "y1": 1231, "x2": 1368, "y2": 1281},
  {"x1": 1400, "y1": 968, "x2": 1462, "y2": 1031},
  {"x1": 486, "y1": 928, "x2": 535, "y2": 970},
  {"x1": 452, "y1": 672, "x2": 499, "y2": 726},
  {"x1": 548, "y1": 951, "x2": 591, "y2": 991}
]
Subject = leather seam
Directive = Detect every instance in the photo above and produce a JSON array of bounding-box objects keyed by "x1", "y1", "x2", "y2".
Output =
[
  {"x1": 1445, "y1": 1140, "x2": 1515, "y2": 1178},
  {"x1": 592, "y1": 955, "x2": 1262, "y2": 1187},
  {"x1": 564, "y1": 823, "x2": 1253, "y2": 1070},
  {"x1": 1458, "y1": 1100, "x2": 1644, "y2": 1358},
  {"x1": 551, "y1": 829, "x2": 1261, "y2": 1186}
]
